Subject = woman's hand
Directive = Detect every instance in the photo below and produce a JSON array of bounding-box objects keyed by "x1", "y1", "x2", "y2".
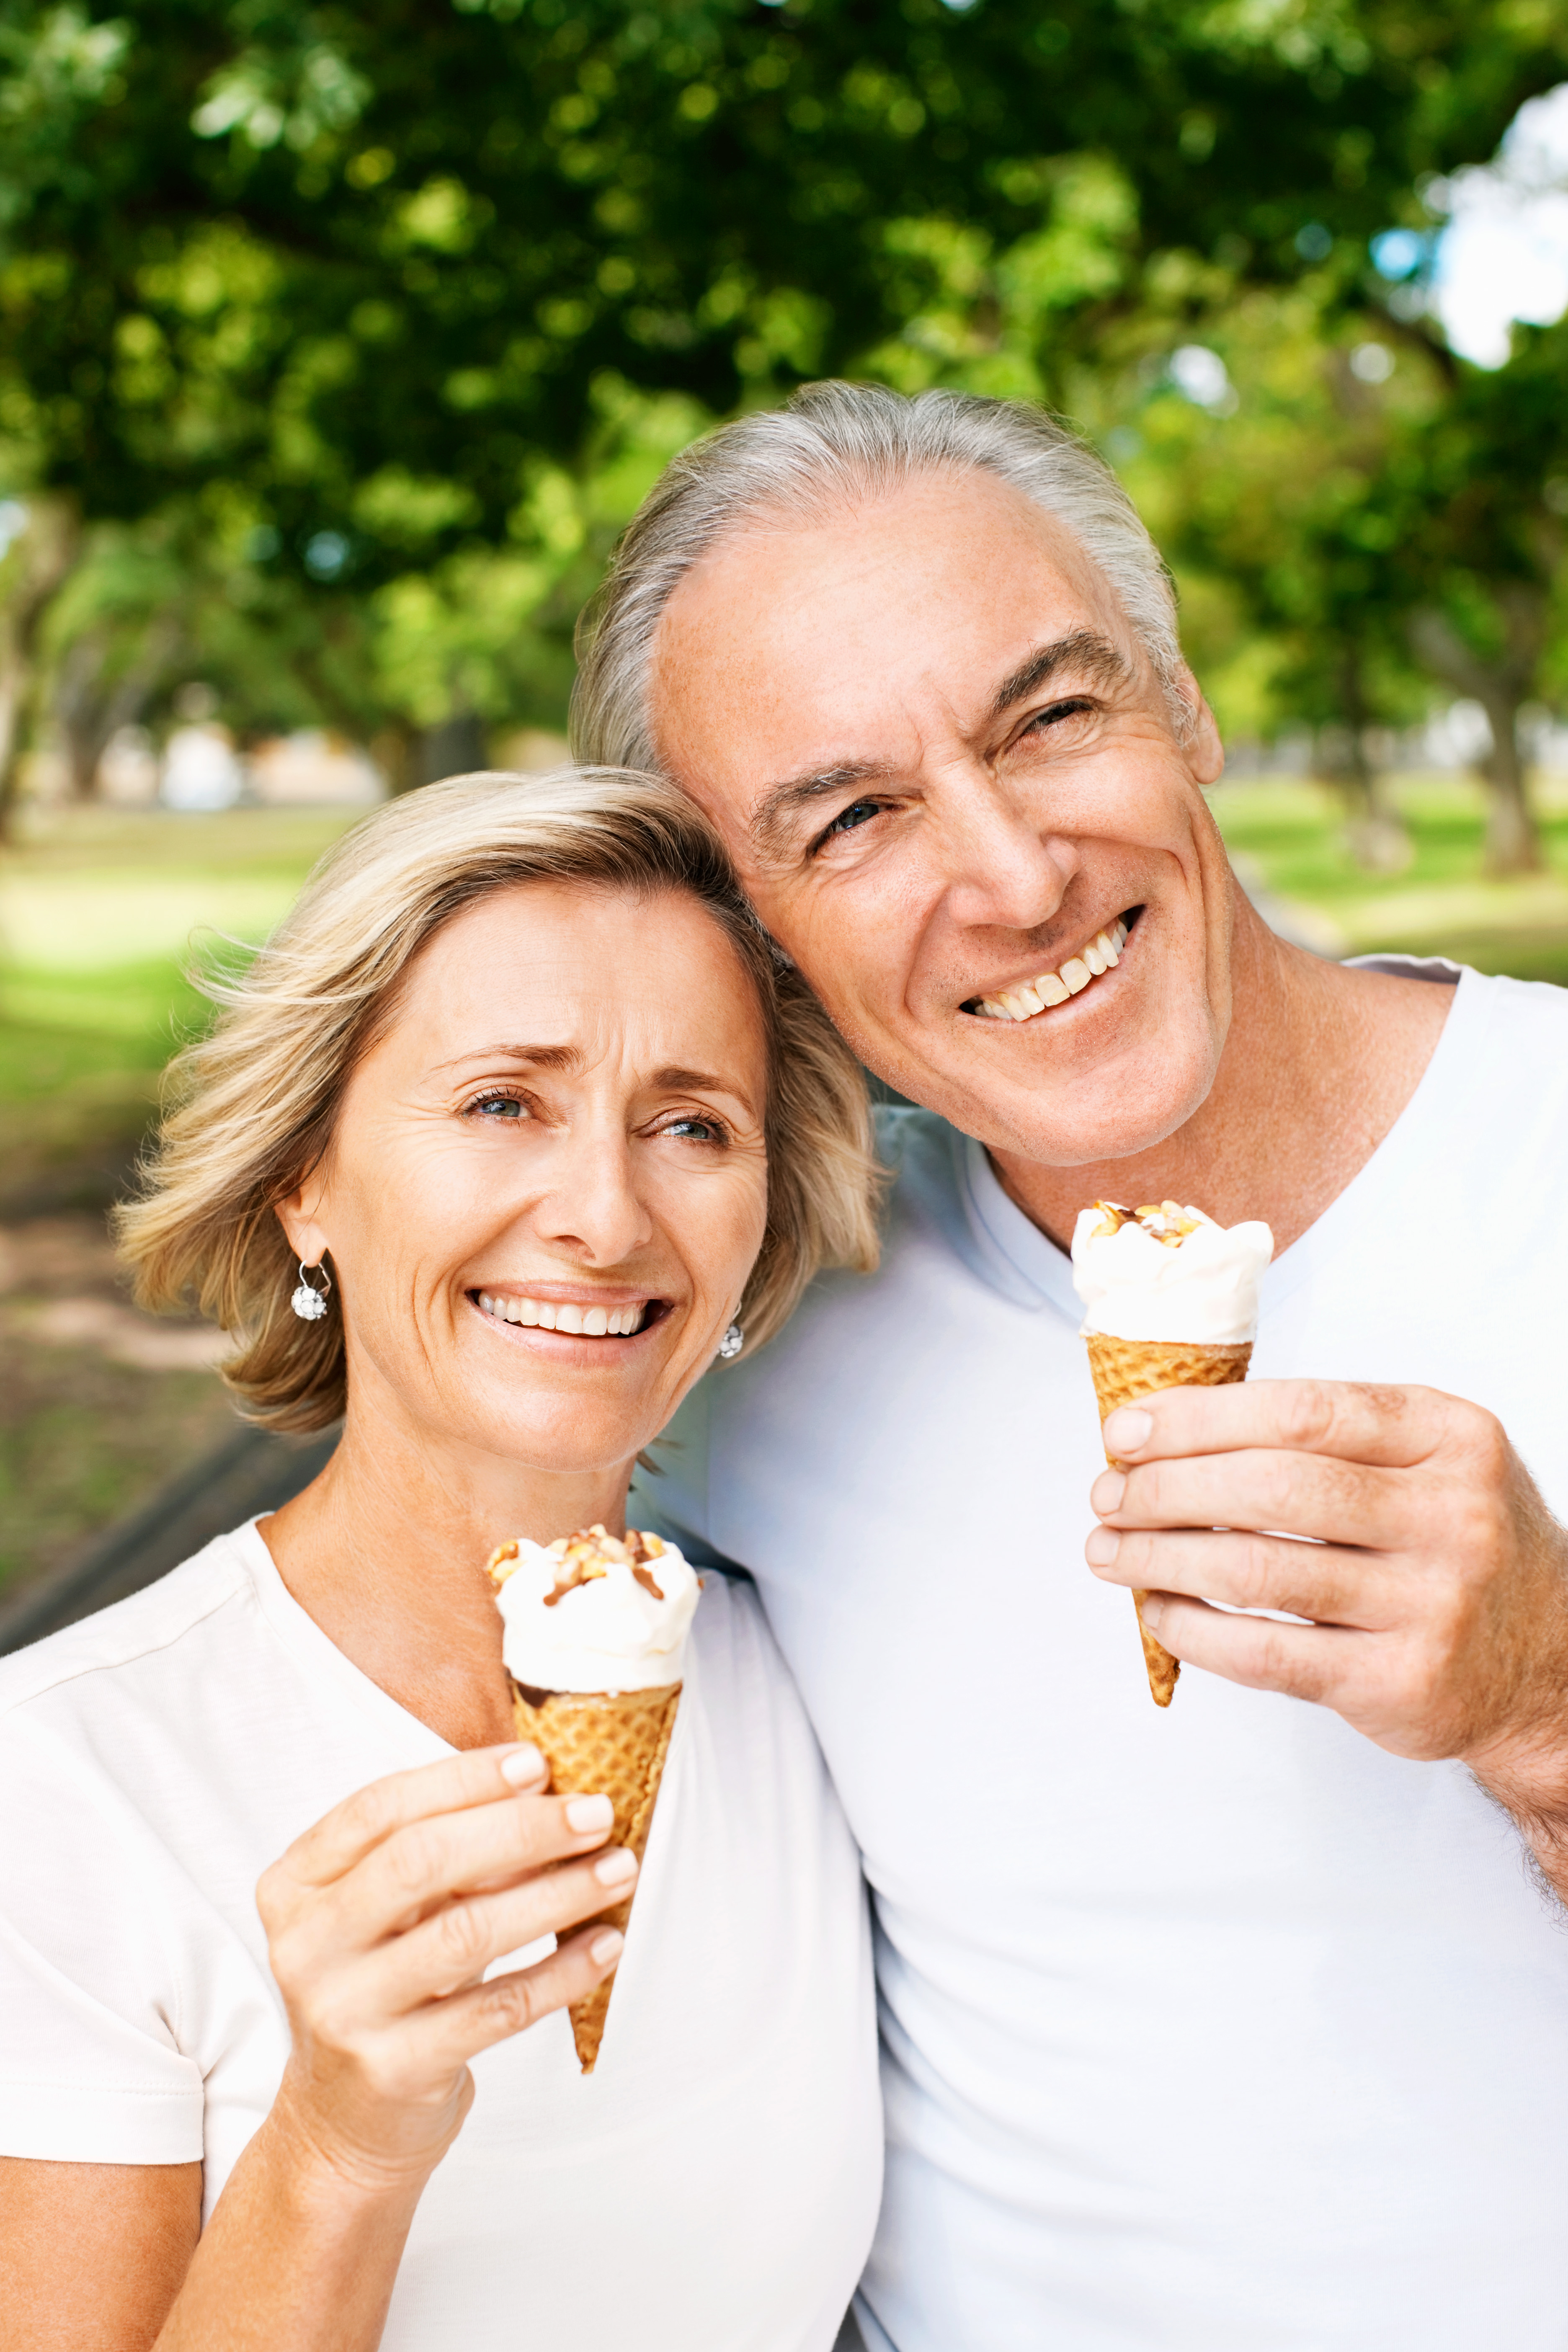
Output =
[{"x1": 259, "y1": 1742, "x2": 634, "y2": 2192}]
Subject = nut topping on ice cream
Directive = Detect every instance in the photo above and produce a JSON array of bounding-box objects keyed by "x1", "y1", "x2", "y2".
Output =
[
  {"x1": 1072, "y1": 1199, "x2": 1274, "y2": 1347},
  {"x1": 487, "y1": 1524, "x2": 699, "y2": 1695}
]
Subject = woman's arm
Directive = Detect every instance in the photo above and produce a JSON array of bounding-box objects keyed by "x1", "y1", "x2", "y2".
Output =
[
  {"x1": 0, "y1": 1742, "x2": 631, "y2": 2352},
  {"x1": 0, "y1": 2159, "x2": 200, "y2": 2352}
]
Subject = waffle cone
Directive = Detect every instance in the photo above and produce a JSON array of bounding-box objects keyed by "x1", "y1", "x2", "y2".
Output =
[
  {"x1": 1085, "y1": 1333, "x2": 1253, "y2": 1707},
  {"x1": 509, "y1": 1679, "x2": 681, "y2": 2071}
]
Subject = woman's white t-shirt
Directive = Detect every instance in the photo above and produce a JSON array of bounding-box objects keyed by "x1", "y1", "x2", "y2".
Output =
[{"x1": 0, "y1": 1522, "x2": 881, "y2": 2352}]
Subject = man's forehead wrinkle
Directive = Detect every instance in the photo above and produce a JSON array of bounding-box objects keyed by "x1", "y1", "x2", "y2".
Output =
[{"x1": 987, "y1": 630, "x2": 1131, "y2": 725}]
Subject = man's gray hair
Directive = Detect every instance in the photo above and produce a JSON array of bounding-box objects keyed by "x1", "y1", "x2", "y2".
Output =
[{"x1": 571, "y1": 380, "x2": 1186, "y2": 771}]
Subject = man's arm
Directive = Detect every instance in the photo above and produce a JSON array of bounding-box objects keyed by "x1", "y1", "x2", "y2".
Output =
[{"x1": 1085, "y1": 1379, "x2": 1568, "y2": 1897}]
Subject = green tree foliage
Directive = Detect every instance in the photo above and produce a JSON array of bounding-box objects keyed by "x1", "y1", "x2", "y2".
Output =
[
  {"x1": 4, "y1": 0, "x2": 1564, "y2": 581},
  {"x1": 3, "y1": 0, "x2": 1567, "y2": 828}
]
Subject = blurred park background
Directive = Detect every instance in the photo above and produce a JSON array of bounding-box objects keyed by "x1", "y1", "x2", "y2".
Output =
[{"x1": 5, "y1": 0, "x2": 1568, "y2": 1612}]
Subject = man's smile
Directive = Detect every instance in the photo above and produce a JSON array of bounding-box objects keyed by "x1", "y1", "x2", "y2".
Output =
[{"x1": 965, "y1": 909, "x2": 1138, "y2": 1024}]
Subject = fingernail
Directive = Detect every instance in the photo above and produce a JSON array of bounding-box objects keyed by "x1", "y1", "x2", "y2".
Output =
[
  {"x1": 500, "y1": 1745, "x2": 546, "y2": 1786},
  {"x1": 1103, "y1": 1408, "x2": 1153, "y2": 1455},
  {"x1": 566, "y1": 1793, "x2": 614, "y2": 1834},
  {"x1": 593, "y1": 1847, "x2": 638, "y2": 1888},
  {"x1": 1139, "y1": 1595, "x2": 1166, "y2": 1631},
  {"x1": 1093, "y1": 1470, "x2": 1127, "y2": 1514},
  {"x1": 590, "y1": 1928, "x2": 624, "y2": 1968},
  {"x1": 1085, "y1": 1527, "x2": 1121, "y2": 1568}
]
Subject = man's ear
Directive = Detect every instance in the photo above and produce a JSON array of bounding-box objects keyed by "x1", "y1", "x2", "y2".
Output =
[{"x1": 1171, "y1": 664, "x2": 1225, "y2": 787}]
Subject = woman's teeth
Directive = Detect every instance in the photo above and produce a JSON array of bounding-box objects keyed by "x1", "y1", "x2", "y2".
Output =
[
  {"x1": 477, "y1": 1294, "x2": 647, "y2": 1337},
  {"x1": 975, "y1": 920, "x2": 1129, "y2": 1023}
]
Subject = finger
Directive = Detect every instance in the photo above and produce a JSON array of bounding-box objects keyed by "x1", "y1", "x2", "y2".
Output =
[
  {"x1": 408, "y1": 1924, "x2": 626, "y2": 2067},
  {"x1": 351, "y1": 1790, "x2": 619, "y2": 1942},
  {"x1": 1084, "y1": 1524, "x2": 1406, "y2": 1629},
  {"x1": 1092, "y1": 1447, "x2": 1413, "y2": 1553},
  {"x1": 1101, "y1": 1379, "x2": 1457, "y2": 1474},
  {"x1": 1136, "y1": 1589, "x2": 1366, "y2": 1705},
  {"x1": 283, "y1": 1745, "x2": 549, "y2": 1890},
  {"x1": 366, "y1": 1848, "x2": 639, "y2": 2009}
]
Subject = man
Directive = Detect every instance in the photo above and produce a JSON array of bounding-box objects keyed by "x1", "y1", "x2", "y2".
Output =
[{"x1": 575, "y1": 384, "x2": 1568, "y2": 2350}]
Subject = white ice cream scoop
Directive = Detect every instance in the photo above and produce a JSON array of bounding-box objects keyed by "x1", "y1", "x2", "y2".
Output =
[
  {"x1": 1070, "y1": 1199, "x2": 1274, "y2": 1346},
  {"x1": 488, "y1": 1524, "x2": 699, "y2": 1694}
]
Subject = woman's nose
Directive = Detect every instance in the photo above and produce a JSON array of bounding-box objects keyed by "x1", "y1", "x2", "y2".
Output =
[{"x1": 529, "y1": 1127, "x2": 655, "y2": 1266}]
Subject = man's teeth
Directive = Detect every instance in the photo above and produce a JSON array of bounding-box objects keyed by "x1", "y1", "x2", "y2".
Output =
[
  {"x1": 976, "y1": 921, "x2": 1129, "y2": 1023},
  {"x1": 477, "y1": 1295, "x2": 647, "y2": 1336}
]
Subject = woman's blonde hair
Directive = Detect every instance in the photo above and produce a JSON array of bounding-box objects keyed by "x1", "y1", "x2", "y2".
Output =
[{"x1": 118, "y1": 768, "x2": 881, "y2": 1434}]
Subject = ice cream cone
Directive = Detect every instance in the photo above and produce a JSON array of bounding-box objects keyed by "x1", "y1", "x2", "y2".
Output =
[
  {"x1": 510, "y1": 1679, "x2": 681, "y2": 2071},
  {"x1": 1086, "y1": 1332, "x2": 1253, "y2": 1707}
]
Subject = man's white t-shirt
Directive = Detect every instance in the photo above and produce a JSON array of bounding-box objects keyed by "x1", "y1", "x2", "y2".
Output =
[
  {"x1": 0, "y1": 1521, "x2": 881, "y2": 2352},
  {"x1": 637, "y1": 963, "x2": 1568, "y2": 2352}
]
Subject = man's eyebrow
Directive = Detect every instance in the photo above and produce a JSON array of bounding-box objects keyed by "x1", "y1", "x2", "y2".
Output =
[
  {"x1": 987, "y1": 629, "x2": 1131, "y2": 723},
  {"x1": 748, "y1": 760, "x2": 894, "y2": 867}
]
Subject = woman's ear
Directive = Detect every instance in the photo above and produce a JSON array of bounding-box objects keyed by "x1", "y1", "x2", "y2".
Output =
[{"x1": 274, "y1": 1181, "x2": 330, "y2": 1269}]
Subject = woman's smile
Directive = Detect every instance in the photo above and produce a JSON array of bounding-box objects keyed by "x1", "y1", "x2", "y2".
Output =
[{"x1": 471, "y1": 1288, "x2": 665, "y2": 1340}]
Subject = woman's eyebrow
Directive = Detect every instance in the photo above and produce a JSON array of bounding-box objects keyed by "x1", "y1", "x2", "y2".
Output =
[
  {"x1": 434, "y1": 1043, "x2": 582, "y2": 1073},
  {"x1": 652, "y1": 1065, "x2": 754, "y2": 1105}
]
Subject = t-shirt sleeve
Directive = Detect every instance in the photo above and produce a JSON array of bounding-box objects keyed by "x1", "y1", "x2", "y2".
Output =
[{"x1": 0, "y1": 1713, "x2": 204, "y2": 2164}]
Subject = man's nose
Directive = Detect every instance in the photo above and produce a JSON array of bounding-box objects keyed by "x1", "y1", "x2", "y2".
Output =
[
  {"x1": 530, "y1": 1125, "x2": 655, "y2": 1267},
  {"x1": 930, "y1": 760, "x2": 1077, "y2": 934}
]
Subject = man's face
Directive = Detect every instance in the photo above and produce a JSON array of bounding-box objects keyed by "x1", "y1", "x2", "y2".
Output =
[{"x1": 648, "y1": 469, "x2": 1234, "y2": 1168}]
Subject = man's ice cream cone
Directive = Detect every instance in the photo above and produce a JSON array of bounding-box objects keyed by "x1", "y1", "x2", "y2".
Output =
[
  {"x1": 488, "y1": 1524, "x2": 699, "y2": 2072},
  {"x1": 1072, "y1": 1200, "x2": 1274, "y2": 1708},
  {"x1": 1085, "y1": 1333, "x2": 1253, "y2": 1706}
]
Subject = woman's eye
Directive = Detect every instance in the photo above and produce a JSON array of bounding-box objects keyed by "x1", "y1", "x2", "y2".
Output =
[
  {"x1": 661, "y1": 1114, "x2": 730, "y2": 1145},
  {"x1": 467, "y1": 1093, "x2": 529, "y2": 1122}
]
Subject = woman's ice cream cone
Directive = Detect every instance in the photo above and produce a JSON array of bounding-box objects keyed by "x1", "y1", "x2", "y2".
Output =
[
  {"x1": 1072, "y1": 1202, "x2": 1273, "y2": 1707},
  {"x1": 488, "y1": 1525, "x2": 699, "y2": 2071}
]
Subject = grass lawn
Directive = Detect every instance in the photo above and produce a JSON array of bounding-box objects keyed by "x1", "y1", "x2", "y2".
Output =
[
  {"x1": 0, "y1": 805, "x2": 363, "y2": 1209},
  {"x1": 1210, "y1": 773, "x2": 1568, "y2": 985},
  {"x1": 0, "y1": 805, "x2": 364, "y2": 1601}
]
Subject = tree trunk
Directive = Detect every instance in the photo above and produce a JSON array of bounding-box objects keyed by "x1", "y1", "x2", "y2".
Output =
[
  {"x1": 1406, "y1": 599, "x2": 1545, "y2": 879},
  {"x1": 0, "y1": 497, "x2": 83, "y2": 835},
  {"x1": 414, "y1": 709, "x2": 487, "y2": 788},
  {"x1": 1320, "y1": 647, "x2": 1411, "y2": 873},
  {"x1": 1476, "y1": 697, "x2": 1540, "y2": 876}
]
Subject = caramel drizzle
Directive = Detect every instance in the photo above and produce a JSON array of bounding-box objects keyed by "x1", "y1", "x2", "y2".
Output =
[
  {"x1": 1090, "y1": 1198, "x2": 1203, "y2": 1248},
  {"x1": 541, "y1": 1522, "x2": 668, "y2": 1604}
]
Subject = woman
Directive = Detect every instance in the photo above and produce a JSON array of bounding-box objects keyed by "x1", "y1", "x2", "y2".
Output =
[{"x1": 0, "y1": 771, "x2": 883, "y2": 2352}]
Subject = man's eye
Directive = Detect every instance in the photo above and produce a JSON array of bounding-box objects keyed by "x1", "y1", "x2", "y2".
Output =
[
  {"x1": 818, "y1": 797, "x2": 884, "y2": 848},
  {"x1": 468, "y1": 1092, "x2": 528, "y2": 1121},
  {"x1": 1021, "y1": 696, "x2": 1093, "y2": 739}
]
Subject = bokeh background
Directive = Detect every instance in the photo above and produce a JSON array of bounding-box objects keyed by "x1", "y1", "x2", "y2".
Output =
[{"x1": 5, "y1": 0, "x2": 1568, "y2": 1614}]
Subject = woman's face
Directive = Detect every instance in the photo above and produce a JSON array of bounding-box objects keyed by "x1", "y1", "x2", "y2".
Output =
[{"x1": 283, "y1": 881, "x2": 770, "y2": 1478}]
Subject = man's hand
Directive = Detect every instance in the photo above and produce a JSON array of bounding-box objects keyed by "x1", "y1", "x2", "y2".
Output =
[{"x1": 1086, "y1": 1380, "x2": 1568, "y2": 1883}]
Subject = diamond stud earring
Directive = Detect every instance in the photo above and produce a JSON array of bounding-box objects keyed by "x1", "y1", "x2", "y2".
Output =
[
  {"x1": 718, "y1": 1323, "x2": 744, "y2": 1360},
  {"x1": 290, "y1": 1260, "x2": 333, "y2": 1321}
]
